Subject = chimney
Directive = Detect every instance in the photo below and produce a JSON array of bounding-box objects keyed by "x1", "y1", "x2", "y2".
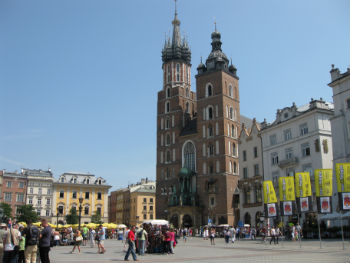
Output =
[{"x1": 330, "y1": 64, "x2": 340, "y2": 81}]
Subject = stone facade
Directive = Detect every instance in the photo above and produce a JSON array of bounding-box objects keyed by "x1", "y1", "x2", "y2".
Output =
[
  {"x1": 156, "y1": 8, "x2": 240, "y2": 228},
  {"x1": 238, "y1": 119, "x2": 264, "y2": 227}
]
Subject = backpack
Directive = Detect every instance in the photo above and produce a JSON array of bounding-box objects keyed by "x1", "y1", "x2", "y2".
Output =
[
  {"x1": 27, "y1": 226, "x2": 39, "y2": 246},
  {"x1": 137, "y1": 229, "x2": 143, "y2": 239}
]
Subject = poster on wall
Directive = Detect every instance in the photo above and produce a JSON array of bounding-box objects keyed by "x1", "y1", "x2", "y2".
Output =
[
  {"x1": 320, "y1": 197, "x2": 331, "y2": 213},
  {"x1": 283, "y1": 201, "x2": 293, "y2": 216},
  {"x1": 267, "y1": 203, "x2": 277, "y2": 217},
  {"x1": 342, "y1": 193, "x2": 350, "y2": 210},
  {"x1": 300, "y1": 197, "x2": 309, "y2": 212}
]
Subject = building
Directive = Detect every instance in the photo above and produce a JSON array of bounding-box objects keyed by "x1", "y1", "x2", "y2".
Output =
[
  {"x1": 108, "y1": 188, "x2": 127, "y2": 223},
  {"x1": 53, "y1": 172, "x2": 111, "y2": 224},
  {"x1": 260, "y1": 99, "x2": 334, "y2": 216},
  {"x1": 22, "y1": 168, "x2": 54, "y2": 219},
  {"x1": 156, "y1": 6, "x2": 240, "y2": 227},
  {"x1": 329, "y1": 65, "x2": 350, "y2": 164},
  {"x1": 129, "y1": 181, "x2": 156, "y2": 226},
  {"x1": 1, "y1": 171, "x2": 27, "y2": 217},
  {"x1": 238, "y1": 118, "x2": 264, "y2": 227}
]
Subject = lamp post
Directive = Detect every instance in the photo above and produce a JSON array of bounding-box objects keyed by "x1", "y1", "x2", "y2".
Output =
[
  {"x1": 78, "y1": 197, "x2": 84, "y2": 230},
  {"x1": 56, "y1": 208, "x2": 59, "y2": 227}
]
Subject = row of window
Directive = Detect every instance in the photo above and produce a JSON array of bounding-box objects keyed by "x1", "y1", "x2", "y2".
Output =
[
  {"x1": 160, "y1": 115, "x2": 174, "y2": 130},
  {"x1": 4, "y1": 192, "x2": 24, "y2": 202},
  {"x1": 203, "y1": 160, "x2": 238, "y2": 175},
  {"x1": 165, "y1": 87, "x2": 190, "y2": 99},
  {"x1": 165, "y1": 63, "x2": 190, "y2": 83},
  {"x1": 5, "y1": 181, "x2": 25, "y2": 188},
  {"x1": 142, "y1": 197, "x2": 154, "y2": 203},
  {"x1": 142, "y1": 205, "x2": 154, "y2": 211},
  {"x1": 205, "y1": 83, "x2": 237, "y2": 99},
  {"x1": 57, "y1": 205, "x2": 102, "y2": 216},
  {"x1": 269, "y1": 123, "x2": 309, "y2": 146},
  {"x1": 143, "y1": 213, "x2": 154, "y2": 220},
  {"x1": 243, "y1": 186, "x2": 262, "y2": 204},
  {"x1": 242, "y1": 147, "x2": 259, "y2": 161},
  {"x1": 242, "y1": 164, "x2": 260, "y2": 179},
  {"x1": 28, "y1": 197, "x2": 51, "y2": 205},
  {"x1": 59, "y1": 191, "x2": 103, "y2": 200},
  {"x1": 28, "y1": 182, "x2": 52, "y2": 187},
  {"x1": 270, "y1": 139, "x2": 329, "y2": 165},
  {"x1": 29, "y1": 188, "x2": 51, "y2": 195},
  {"x1": 160, "y1": 132, "x2": 175, "y2": 146},
  {"x1": 159, "y1": 149, "x2": 176, "y2": 164}
]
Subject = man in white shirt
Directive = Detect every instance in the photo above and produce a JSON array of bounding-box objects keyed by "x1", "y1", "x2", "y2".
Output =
[{"x1": 3, "y1": 222, "x2": 20, "y2": 263}]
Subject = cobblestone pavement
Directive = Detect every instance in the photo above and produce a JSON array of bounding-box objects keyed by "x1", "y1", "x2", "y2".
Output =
[{"x1": 49, "y1": 237, "x2": 350, "y2": 263}]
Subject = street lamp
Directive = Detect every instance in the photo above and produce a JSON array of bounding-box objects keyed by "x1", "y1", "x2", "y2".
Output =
[
  {"x1": 78, "y1": 197, "x2": 84, "y2": 230},
  {"x1": 56, "y1": 208, "x2": 60, "y2": 227}
]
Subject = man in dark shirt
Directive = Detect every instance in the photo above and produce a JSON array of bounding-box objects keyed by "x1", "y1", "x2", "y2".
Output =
[{"x1": 39, "y1": 219, "x2": 52, "y2": 263}]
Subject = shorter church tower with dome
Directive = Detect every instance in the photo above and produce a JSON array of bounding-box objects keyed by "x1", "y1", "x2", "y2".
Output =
[{"x1": 156, "y1": 5, "x2": 240, "y2": 228}]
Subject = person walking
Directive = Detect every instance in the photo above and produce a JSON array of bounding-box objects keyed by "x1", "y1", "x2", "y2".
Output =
[
  {"x1": 169, "y1": 228, "x2": 175, "y2": 254},
  {"x1": 124, "y1": 226, "x2": 138, "y2": 261},
  {"x1": 89, "y1": 228, "x2": 95, "y2": 248},
  {"x1": 23, "y1": 220, "x2": 40, "y2": 263},
  {"x1": 82, "y1": 226, "x2": 88, "y2": 246},
  {"x1": 275, "y1": 227, "x2": 280, "y2": 244},
  {"x1": 97, "y1": 225, "x2": 106, "y2": 254},
  {"x1": 230, "y1": 226, "x2": 236, "y2": 245},
  {"x1": 270, "y1": 226, "x2": 276, "y2": 245},
  {"x1": 136, "y1": 226, "x2": 147, "y2": 256},
  {"x1": 209, "y1": 228, "x2": 215, "y2": 245},
  {"x1": 39, "y1": 219, "x2": 52, "y2": 263},
  {"x1": 0, "y1": 223, "x2": 7, "y2": 261},
  {"x1": 3, "y1": 222, "x2": 20, "y2": 263},
  {"x1": 71, "y1": 230, "x2": 83, "y2": 254}
]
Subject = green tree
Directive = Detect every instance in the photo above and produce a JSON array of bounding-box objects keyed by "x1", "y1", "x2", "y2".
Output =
[
  {"x1": 16, "y1": 204, "x2": 38, "y2": 223},
  {"x1": 91, "y1": 211, "x2": 103, "y2": 224},
  {"x1": 65, "y1": 208, "x2": 79, "y2": 224},
  {"x1": 0, "y1": 203, "x2": 12, "y2": 221}
]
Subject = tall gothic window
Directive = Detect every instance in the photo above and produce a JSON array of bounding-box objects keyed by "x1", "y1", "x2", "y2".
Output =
[
  {"x1": 183, "y1": 141, "x2": 196, "y2": 172},
  {"x1": 176, "y1": 63, "x2": 180, "y2": 82},
  {"x1": 167, "y1": 64, "x2": 171, "y2": 82}
]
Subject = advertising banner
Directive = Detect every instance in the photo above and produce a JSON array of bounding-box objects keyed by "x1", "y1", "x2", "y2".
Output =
[
  {"x1": 320, "y1": 197, "x2": 331, "y2": 213},
  {"x1": 283, "y1": 201, "x2": 293, "y2": 216},
  {"x1": 263, "y1": 180, "x2": 277, "y2": 204},
  {"x1": 295, "y1": 172, "x2": 312, "y2": 197},
  {"x1": 300, "y1": 197, "x2": 310, "y2": 212},
  {"x1": 336, "y1": 163, "x2": 350, "y2": 193},
  {"x1": 267, "y1": 203, "x2": 277, "y2": 217},
  {"x1": 279, "y1": 177, "x2": 295, "y2": 201},
  {"x1": 315, "y1": 169, "x2": 333, "y2": 197}
]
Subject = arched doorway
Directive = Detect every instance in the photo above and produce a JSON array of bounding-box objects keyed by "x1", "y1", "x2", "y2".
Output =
[
  {"x1": 244, "y1": 212, "x2": 251, "y2": 225},
  {"x1": 182, "y1": 214, "x2": 193, "y2": 228},
  {"x1": 170, "y1": 214, "x2": 179, "y2": 228}
]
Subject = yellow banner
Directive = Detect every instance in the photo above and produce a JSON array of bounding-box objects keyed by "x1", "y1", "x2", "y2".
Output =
[
  {"x1": 295, "y1": 172, "x2": 312, "y2": 197},
  {"x1": 263, "y1": 180, "x2": 277, "y2": 203},
  {"x1": 336, "y1": 163, "x2": 350, "y2": 192},
  {"x1": 278, "y1": 177, "x2": 295, "y2": 201},
  {"x1": 315, "y1": 169, "x2": 333, "y2": 197}
]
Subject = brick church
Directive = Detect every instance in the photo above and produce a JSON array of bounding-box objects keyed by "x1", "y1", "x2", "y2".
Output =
[{"x1": 156, "y1": 6, "x2": 240, "y2": 228}]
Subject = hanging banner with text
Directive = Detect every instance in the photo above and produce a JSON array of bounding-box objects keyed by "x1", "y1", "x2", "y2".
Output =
[
  {"x1": 278, "y1": 176, "x2": 297, "y2": 216},
  {"x1": 263, "y1": 181, "x2": 278, "y2": 217},
  {"x1": 315, "y1": 169, "x2": 333, "y2": 214},
  {"x1": 295, "y1": 172, "x2": 312, "y2": 213},
  {"x1": 336, "y1": 163, "x2": 350, "y2": 210}
]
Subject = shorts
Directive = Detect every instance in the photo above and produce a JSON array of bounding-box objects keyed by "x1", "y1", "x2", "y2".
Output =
[{"x1": 99, "y1": 240, "x2": 104, "y2": 246}]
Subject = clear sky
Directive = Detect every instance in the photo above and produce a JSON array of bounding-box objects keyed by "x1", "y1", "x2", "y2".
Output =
[{"x1": 0, "y1": 0, "x2": 349, "y2": 190}]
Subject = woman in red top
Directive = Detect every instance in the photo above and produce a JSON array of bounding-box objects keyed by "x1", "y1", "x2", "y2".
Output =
[
  {"x1": 168, "y1": 228, "x2": 175, "y2": 254},
  {"x1": 124, "y1": 226, "x2": 138, "y2": 261}
]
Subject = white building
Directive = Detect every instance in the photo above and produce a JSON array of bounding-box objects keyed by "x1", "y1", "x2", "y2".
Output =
[
  {"x1": 22, "y1": 168, "x2": 54, "y2": 219},
  {"x1": 260, "y1": 99, "x2": 334, "y2": 206},
  {"x1": 238, "y1": 118, "x2": 264, "y2": 227},
  {"x1": 329, "y1": 65, "x2": 350, "y2": 164}
]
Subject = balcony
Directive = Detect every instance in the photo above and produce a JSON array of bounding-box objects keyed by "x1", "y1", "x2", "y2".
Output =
[{"x1": 278, "y1": 157, "x2": 298, "y2": 168}]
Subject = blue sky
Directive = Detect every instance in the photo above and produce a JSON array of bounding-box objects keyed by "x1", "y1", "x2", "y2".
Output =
[{"x1": 0, "y1": 0, "x2": 349, "y2": 190}]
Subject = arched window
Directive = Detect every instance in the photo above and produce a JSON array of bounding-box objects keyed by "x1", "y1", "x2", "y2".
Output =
[
  {"x1": 167, "y1": 64, "x2": 171, "y2": 82},
  {"x1": 208, "y1": 124, "x2": 213, "y2": 137},
  {"x1": 233, "y1": 162, "x2": 237, "y2": 174},
  {"x1": 165, "y1": 117, "x2": 170, "y2": 129},
  {"x1": 166, "y1": 134, "x2": 171, "y2": 145},
  {"x1": 229, "y1": 107, "x2": 233, "y2": 119},
  {"x1": 207, "y1": 85, "x2": 213, "y2": 97},
  {"x1": 232, "y1": 143, "x2": 236, "y2": 156},
  {"x1": 186, "y1": 88, "x2": 189, "y2": 98},
  {"x1": 176, "y1": 63, "x2": 180, "y2": 81},
  {"x1": 166, "y1": 88, "x2": 170, "y2": 98},
  {"x1": 244, "y1": 212, "x2": 251, "y2": 225},
  {"x1": 165, "y1": 101, "x2": 170, "y2": 113},
  {"x1": 208, "y1": 144, "x2": 214, "y2": 156},
  {"x1": 229, "y1": 161, "x2": 232, "y2": 173},
  {"x1": 183, "y1": 141, "x2": 196, "y2": 172},
  {"x1": 208, "y1": 106, "x2": 213, "y2": 120},
  {"x1": 228, "y1": 85, "x2": 233, "y2": 97},
  {"x1": 231, "y1": 125, "x2": 235, "y2": 137},
  {"x1": 186, "y1": 102, "x2": 189, "y2": 113},
  {"x1": 226, "y1": 106, "x2": 229, "y2": 118},
  {"x1": 166, "y1": 151, "x2": 171, "y2": 163}
]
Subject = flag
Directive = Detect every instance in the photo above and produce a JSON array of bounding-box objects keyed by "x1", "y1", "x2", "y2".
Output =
[
  {"x1": 295, "y1": 172, "x2": 312, "y2": 197},
  {"x1": 278, "y1": 177, "x2": 295, "y2": 201},
  {"x1": 263, "y1": 180, "x2": 277, "y2": 204},
  {"x1": 336, "y1": 163, "x2": 350, "y2": 193},
  {"x1": 315, "y1": 169, "x2": 332, "y2": 197}
]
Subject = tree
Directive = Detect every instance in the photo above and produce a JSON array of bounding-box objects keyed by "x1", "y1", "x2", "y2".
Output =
[
  {"x1": 91, "y1": 211, "x2": 103, "y2": 224},
  {"x1": 0, "y1": 203, "x2": 12, "y2": 221},
  {"x1": 65, "y1": 208, "x2": 78, "y2": 224},
  {"x1": 16, "y1": 205, "x2": 38, "y2": 223}
]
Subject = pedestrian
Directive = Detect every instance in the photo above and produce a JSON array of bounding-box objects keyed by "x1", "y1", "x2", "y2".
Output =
[
  {"x1": 0, "y1": 223, "x2": 7, "y2": 261},
  {"x1": 276, "y1": 227, "x2": 280, "y2": 244},
  {"x1": 124, "y1": 226, "x2": 138, "y2": 261},
  {"x1": 182, "y1": 228, "x2": 187, "y2": 243},
  {"x1": 230, "y1": 226, "x2": 236, "y2": 245},
  {"x1": 169, "y1": 228, "x2": 175, "y2": 254},
  {"x1": 53, "y1": 230, "x2": 61, "y2": 246},
  {"x1": 39, "y1": 218, "x2": 52, "y2": 263},
  {"x1": 89, "y1": 228, "x2": 95, "y2": 248},
  {"x1": 123, "y1": 228, "x2": 129, "y2": 251},
  {"x1": 82, "y1": 225, "x2": 88, "y2": 246},
  {"x1": 3, "y1": 221, "x2": 20, "y2": 263},
  {"x1": 23, "y1": 220, "x2": 40, "y2": 263},
  {"x1": 270, "y1": 226, "x2": 276, "y2": 245},
  {"x1": 209, "y1": 227, "x2": 215, "y2": 245},
  {"x1": 71, "y1": 230, "x2": 83, "y2": 254},
  {"x1": 97, "y1": 225, "x2": 106, "y2": 254},
  {"x1": 136, "y1": 226, "x2": 147, "y2": 256}
]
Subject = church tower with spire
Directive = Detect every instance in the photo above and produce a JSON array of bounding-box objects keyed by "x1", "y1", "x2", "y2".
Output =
[{"x1": 156, "y1": 4, "x2": 240, "y2": 228}]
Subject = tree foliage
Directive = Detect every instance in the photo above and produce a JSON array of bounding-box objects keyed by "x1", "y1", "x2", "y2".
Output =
[
  {"x1": 65, "y1": 208, "x2": 79, "y2": 224},
  {"x1": 91, "y1": 211, "x2": 103, "y2": 224},
  {"x1": 16, "y1": 205, "x2": 38, "y2": 223},
  {"x1": 0, "y1": 203, "x2": 12, "y2": 221}
]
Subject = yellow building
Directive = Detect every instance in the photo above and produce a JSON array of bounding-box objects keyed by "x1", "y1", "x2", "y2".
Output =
[
  {"x1": 129, "y1": 181, "x2": 156, "y2": 226},
  {"x1": 53, "y1": 172, "x2": 111, "y2": 224}
]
